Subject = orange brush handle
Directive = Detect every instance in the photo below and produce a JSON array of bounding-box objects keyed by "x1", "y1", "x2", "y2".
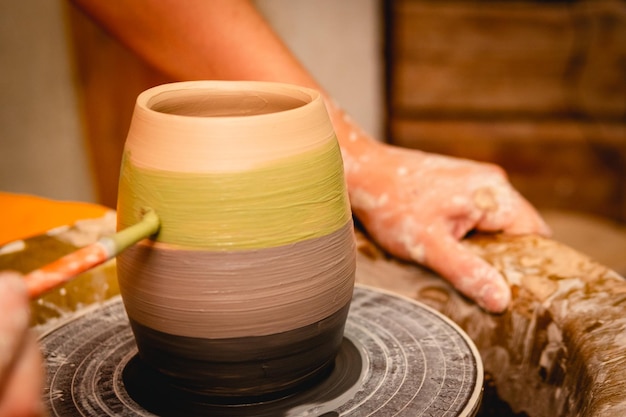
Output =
[
  {"x1": 23, "y1": 241, "x2": 111, "y2": 299},
  {"x1": 23, "y1": 209, "x2": 160, "y2": 300}
]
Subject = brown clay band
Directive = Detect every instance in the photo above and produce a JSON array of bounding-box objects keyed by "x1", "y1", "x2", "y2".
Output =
[
  {"x1": 128, "y1": 301, "x2": 350, "y2": 398},
  {"x1": 117, "y1": 220, "x2": 356, "y2": 339}
]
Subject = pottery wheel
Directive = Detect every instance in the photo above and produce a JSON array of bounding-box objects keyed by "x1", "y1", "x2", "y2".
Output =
[{"x1": 38, "y1": 285, "x2": 483, "y2": 417}]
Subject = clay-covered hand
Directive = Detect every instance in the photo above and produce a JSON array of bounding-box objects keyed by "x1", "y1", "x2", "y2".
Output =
[
  {"x1": 344, "y1": 142, "x2": 551, "y2": 313},
  {"x1": 0, "y1": 272, "x2": 45, "y2": 417}
]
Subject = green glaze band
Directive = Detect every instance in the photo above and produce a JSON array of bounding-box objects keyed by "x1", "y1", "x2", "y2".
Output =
[
  {"x1": 117, "y1": 138, "x2": 351, "y2": 249},
  {"x1": 106, "y1": 208, "x2": 160, "y2": 254}
]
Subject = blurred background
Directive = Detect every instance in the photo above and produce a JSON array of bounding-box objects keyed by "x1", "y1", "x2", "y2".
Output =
[{"x1": 1, "y1": 0, "x2": 624, "y2": 230}]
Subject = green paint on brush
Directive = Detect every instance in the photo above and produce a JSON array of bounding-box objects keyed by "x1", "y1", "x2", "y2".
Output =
[
  {"x1": 108, "y1": 208, "x2": 160, "y2": 252},
  {"x1": 117, "y1": 139, "x2": 351, "y2": 250}
]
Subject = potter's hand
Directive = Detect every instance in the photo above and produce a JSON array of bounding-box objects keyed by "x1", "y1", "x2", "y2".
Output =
[
  {"x1": 345, "y1": 143, "x2": 551, "y2": 313},
  {"x1": 0, "y1": 272, "x2": 45, "y2": 417}
]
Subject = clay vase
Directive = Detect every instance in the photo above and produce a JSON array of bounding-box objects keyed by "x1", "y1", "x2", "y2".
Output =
[{"x1": 116, "y1": 81, "x2": 356, "y2": 399}]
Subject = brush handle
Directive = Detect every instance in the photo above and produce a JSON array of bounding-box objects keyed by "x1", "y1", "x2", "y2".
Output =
[{"x1": 24, "y1": 209, "x2": 160, "y2": 299}]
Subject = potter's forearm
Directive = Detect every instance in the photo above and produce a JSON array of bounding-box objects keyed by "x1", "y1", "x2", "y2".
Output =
[
  {"x1": 70, "y1": 0, "x2": 322, "y2": 88},
  {"x1": 71, "y1": 0, "x2": 386, "y2": 193}
]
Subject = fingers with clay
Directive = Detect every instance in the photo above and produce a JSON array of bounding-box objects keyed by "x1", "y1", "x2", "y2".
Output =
[
  {"x1": 345, "y1": 143, "x2": 551, "y2": 313},
  {"x1": 419, "y1": 227, "x2": 512, "y2": 313}
]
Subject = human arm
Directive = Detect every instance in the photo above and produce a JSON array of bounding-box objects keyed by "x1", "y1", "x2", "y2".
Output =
[
  {"x1": 70, "y1": 0, "x2": 550, "y2": 312},
  {"x1": 0, "y1": 273, "x2": 45, "y2": 417}
]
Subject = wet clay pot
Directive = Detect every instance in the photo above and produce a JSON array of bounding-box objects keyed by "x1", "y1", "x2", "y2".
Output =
[{"x1": 116, "y1": 81, "x2": 356, "y2": 398}]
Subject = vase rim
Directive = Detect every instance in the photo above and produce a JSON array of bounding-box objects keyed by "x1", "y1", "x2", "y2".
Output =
[
  {"x1": 124, "y1": 80, "x2": 336, "y2": 173},
  {"x1": 138, "y1": 80, "x2": 321, "y2": 120}
]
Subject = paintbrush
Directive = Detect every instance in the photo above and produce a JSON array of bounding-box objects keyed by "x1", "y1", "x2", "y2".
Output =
[{"x1": 23, "y1": 209, "x2": 160, "y2": 300}]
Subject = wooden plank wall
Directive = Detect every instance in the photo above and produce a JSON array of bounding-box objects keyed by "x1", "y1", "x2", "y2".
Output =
[{"x1": 386, "y1": 0, "x2": 626, "y2": 222}]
